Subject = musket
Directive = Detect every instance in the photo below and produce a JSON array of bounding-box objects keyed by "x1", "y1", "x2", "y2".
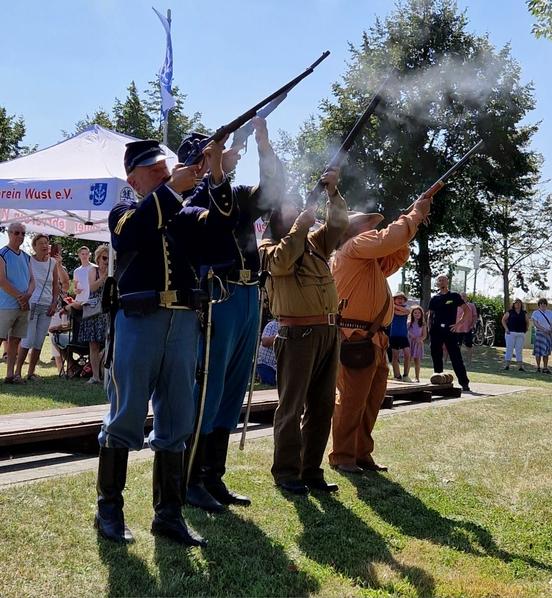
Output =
[
  {"x1": 404, "y1": 139, "x2": 485, "y2": 212},
  {"x1": 231, "y1": 93, "x2": 288, "y2": 152},
  {"x1": 177, "y1": 51, "x2": 330, "y2": 165},
  {"x1": 304, "y1": 74, "x2": 391, "y2": 207}
]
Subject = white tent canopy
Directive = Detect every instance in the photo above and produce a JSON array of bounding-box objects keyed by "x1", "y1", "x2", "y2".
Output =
[{"x1": 0, "y1": 125, "x2": 177, "y2": 241}]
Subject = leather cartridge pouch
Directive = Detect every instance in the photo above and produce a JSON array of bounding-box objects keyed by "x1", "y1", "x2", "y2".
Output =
[
  {"x1": 339, "y1": 294, "x2": 391, "y2": 369},
  {"x1": 340, "y1": 336, "x2": 376, "y2": 369}
]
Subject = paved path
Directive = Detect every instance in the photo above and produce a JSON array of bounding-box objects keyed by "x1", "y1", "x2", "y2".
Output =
[{"x1": 0, "y1": 382, "x2": 527, "y2": 489}]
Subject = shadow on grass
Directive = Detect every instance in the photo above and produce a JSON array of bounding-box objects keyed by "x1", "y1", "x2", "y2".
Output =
[
  {"x1": 97, "y1": 536, "x2": 160, "y2": 598},
  {"x1": 154, "y1": 508, "x2": 319, "y2": 597},
  {"x1": 350, "y1": 473, "x2": 552, "y2": 573},
  {"x1": 287, "y1": 490, "x2": 435, "y2": 596}
]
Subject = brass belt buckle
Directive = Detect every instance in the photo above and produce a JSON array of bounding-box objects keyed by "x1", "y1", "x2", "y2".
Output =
[
  {"x1": 159, "y1": 289, "x2": 178, "y2": 306},
  {"x1": 239, "y1": 269, "x2": 251, "y2": 283}
]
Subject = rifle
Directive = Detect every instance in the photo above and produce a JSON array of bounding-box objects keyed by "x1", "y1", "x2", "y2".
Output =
[
  {"x1": 177, "y1": 51, "x2": 330, "y2": 165},
  {"x1": 304, "y1": 74, "x2": 391, "y2": 207},
  {"x1": 231, "y1": 93, "x2": 288, "y2": 152},
  {"x1": 404, "y1": 139, "x2": 485, "y2": 213}
]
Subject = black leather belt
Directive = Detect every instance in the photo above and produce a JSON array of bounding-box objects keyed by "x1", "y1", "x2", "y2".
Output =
[{"x1": 339, "y1": 317, "x2": 385, "y2": 332}]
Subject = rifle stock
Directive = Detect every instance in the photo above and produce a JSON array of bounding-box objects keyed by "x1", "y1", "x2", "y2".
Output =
[{"x1": 178, "y1": 51, "x2": 330, "y2": 165}]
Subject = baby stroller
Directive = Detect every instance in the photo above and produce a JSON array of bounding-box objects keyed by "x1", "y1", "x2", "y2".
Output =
[{"x1": 50, "y1": 308, "x2": 92, "y2": 379}]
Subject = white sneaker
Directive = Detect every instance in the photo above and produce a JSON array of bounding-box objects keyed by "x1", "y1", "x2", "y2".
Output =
[{"x1": 402, "y1": 376, "x2": 413, "y2": 383}]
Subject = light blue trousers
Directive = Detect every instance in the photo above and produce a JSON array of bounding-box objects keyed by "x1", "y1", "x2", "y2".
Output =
[
  {"x1": 196, "y1": 284, "x2": 259, "y2": 434},
  {"x1": 99, "y1": 308, "x2": 200, "y2": 451}
]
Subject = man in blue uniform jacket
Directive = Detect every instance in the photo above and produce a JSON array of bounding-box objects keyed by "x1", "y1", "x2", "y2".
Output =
[
  {"x1": 178, "y1": 117, "x2": 285, "y2": 512},
  {"x1": 95, "y1": 137, "x2": 235, "y2": 547}
]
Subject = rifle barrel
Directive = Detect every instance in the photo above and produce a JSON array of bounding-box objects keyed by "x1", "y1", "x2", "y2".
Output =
[
  {"x1": 210, "y1": 50, "x2": 330, "y2": 143},
  {"x1": 431, "y1": 139, "x2": 484, "y2": 187},
  {"x1": 305, "y1": 73, "x2": 391, "y2": 206}
]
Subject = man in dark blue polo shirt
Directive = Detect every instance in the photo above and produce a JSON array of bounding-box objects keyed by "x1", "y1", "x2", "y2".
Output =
[{"x1": 427, "y1": 274, "x2": 471, "y2": 392}]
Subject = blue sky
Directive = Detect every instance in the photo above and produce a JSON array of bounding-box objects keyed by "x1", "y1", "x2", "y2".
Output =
[
  {"x1": 1, "y1": 0, "x2": 551, "y2": 196},
  {"x1": 2, "y1": 0, "x2": 549, "y2": 295}
]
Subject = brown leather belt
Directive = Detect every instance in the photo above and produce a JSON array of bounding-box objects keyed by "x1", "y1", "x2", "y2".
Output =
[{"x1": 278, "y1": 313, "x2": 337, "y2": 327}]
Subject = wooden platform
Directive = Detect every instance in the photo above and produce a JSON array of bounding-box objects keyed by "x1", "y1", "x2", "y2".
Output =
[{"x1": 0, "y1": 381, "x2": 460, "y2": 450}]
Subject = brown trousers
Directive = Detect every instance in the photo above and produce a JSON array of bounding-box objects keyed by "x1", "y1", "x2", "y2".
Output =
[
  {"x1": 329, "y1": 339, "x2": 389, "y2": 466},
  {"x1": 272, "y1": 324, "x2": 339, "y2": 483}
]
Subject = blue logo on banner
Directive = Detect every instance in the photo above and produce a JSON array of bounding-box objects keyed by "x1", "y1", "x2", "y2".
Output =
[
  {"x1": 120, "y1": 186, "x2": 135, "y2": 203},
  {"x1": 90, "y1": 183, "x2": 108, "y2": 206}
]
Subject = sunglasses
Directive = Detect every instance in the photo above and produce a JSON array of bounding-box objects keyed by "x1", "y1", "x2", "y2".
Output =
[
  {"x1": 10, "y1": 231, "x2": 25, "y2": 236},
  {"x1": 100, "y1": 256, "x2": 108, "y2": 261}
]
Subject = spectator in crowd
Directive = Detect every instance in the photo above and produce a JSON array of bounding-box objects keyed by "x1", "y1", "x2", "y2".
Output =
[
  {"x1": 427, "y1": 274, "x2": 471, "y2": 392},
  {"x1": 531, "y1": 298, "x2": 552, "y2": 373},
  {"x1": 73, "y1": 246, "x2": 96, "y2": 302},
  {"x1": 0, "y1": 222, "x2": 35, "y2": 384},
  {"x1": 408, "y1": 305, "x2": 427, "y2": 383},
  {"x1": 455, "y1": 292, "x2": 478, "y2": 364},
  {"x1": 48, "y1": 243, "x2": 71, "y2": 374},
  {"x1": 502, "y1": 299, "x2": 530, "y2": 371},
  {"x1": 78, "y1": 245, "x2": 109, "y2": 384},
  {"x1": 14, "y1": 234, "x2": 59, "y2": 381},
  {"x1": 389, "y1": 292, "x2": 411, "y2": 381},
  {"x1": 256, "y1": 319, "x2": 279, "y2": 386}
]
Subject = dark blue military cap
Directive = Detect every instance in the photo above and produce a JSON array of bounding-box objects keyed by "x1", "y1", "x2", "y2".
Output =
[
  {"x1": 177, "y1": 132, "x2": 209, "y2": 163},
  {"x1": 124, "y1": 140, "x2": 167, "y2": 175}
]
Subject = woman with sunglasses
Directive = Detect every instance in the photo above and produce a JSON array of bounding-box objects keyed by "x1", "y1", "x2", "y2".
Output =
[
  {"x1": 14, "y1": 234, "x2": 59, "y2": 381},
  {"x1": 78, "y1": 245, "x2": 109, "y2": 384}
]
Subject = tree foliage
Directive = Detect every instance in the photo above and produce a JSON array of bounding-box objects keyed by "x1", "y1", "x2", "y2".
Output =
[
  {"x1": 65, "y1": 80, "x2": 208, "y2": 152},
  {"x1": 0, "y1": 107, "x2": 31, "y2": 162},
  {"x1": 280, "y1": 0, "x2": 540, "y2": 307},
  {"x1": 478, "y1": 193, "x2": 552, "y2": 311},
  {"x1": 527, "y1": 0, "x2": 552, "y2": 39}
]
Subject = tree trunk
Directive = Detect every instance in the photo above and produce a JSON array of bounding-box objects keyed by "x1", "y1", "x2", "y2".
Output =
[
  {"x1": 418, "y1": 229, "x2": 432, "y2": 309},
  {"x1": 502, "y1": 238, "x2": 509, "y2": 312}
]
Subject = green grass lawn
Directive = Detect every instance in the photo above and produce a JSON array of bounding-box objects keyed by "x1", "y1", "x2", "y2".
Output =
[
  {"x1": 1, "y1": 342, "x2": 549, "y2": 416},
  {"x1": 1, "y1": 383, "x2": 551, "y2": 597}
]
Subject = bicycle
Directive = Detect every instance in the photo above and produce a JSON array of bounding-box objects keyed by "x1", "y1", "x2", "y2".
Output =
[{"x1": 473, "y1": 315, "x2": 495, "y2": 347}]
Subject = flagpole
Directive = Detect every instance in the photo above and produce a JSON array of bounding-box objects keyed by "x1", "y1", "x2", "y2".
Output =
[{"x1": 162, "y1": 8, "x2": 171, "y2": 146}]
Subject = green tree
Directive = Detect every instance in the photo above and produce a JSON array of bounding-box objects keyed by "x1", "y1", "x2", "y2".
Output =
[
  {"x1": 281, "y1": 0, "x2": 540, "y2": 307},
  {"x1": 0, "y1": 107, "x2": 29, "y2": 161},
  {"x1": 62, "y1": 109, "x2": 114, "y2": 138},
  {"x1": 527, "y1": 0, "x2": 552, "y2": 39},
  {"x1": 113, "y1": 81, "x2": 156, "y2": 139},
  {"x1": 144, "y1": 80, "x2": 209, "y2": 152},
  {"x1": 479, "y1": 193, "x2": 552, "y2": 312}
]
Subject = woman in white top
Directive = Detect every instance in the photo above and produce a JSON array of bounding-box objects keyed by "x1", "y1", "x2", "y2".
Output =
[
  {"x1": 531, "y1": 298, "x2": 552, "y2": 373},
  {"x1": 15, "y1": 234, "x2": 59, "y2": 380}
]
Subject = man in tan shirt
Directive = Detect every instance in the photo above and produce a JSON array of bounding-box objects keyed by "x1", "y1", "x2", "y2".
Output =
[
  {"x1": 329, "y1": 193, "x2": 433, "y2": 474},
  {"x1": 259, "y1": 168, "x2": 348, "y2": 495}
]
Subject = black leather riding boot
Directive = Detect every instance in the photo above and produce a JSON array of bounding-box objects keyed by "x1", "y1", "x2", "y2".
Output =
[
  {"x1": 184, "y1": 435, "x2": 225, "y2": 513},
  {"x1": 151, "y1": 450, "x2": 207, "y2": 547},
  {"x1": 95, "y1": 446, "x2": 134, "y2": 543},
  {"x1": 203, "y1": 428, "x2": 251, "y2": 506}
]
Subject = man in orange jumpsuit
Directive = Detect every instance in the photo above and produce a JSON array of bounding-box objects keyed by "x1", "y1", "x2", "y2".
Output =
[{"x1": 329, "y1": 194, "x2": 433, "y2": 474}]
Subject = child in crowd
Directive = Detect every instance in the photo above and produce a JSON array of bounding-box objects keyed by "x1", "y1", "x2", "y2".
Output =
[
  {"x1": 408, "y1": 306, "x2": 427, "y2": 382},
  {"x1": 389, "y1": 292, "x2": 411, "y2": 382}
]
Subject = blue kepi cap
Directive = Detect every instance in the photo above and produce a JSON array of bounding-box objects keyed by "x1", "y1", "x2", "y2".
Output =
[{"x1": 124, "y1": 140, "x2": 166, "y2": 175}]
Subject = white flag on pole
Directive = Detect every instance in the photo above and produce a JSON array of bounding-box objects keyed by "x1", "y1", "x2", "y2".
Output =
[{"x1": 153, "y1": 7, "x2": 176, "y2": 120}]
